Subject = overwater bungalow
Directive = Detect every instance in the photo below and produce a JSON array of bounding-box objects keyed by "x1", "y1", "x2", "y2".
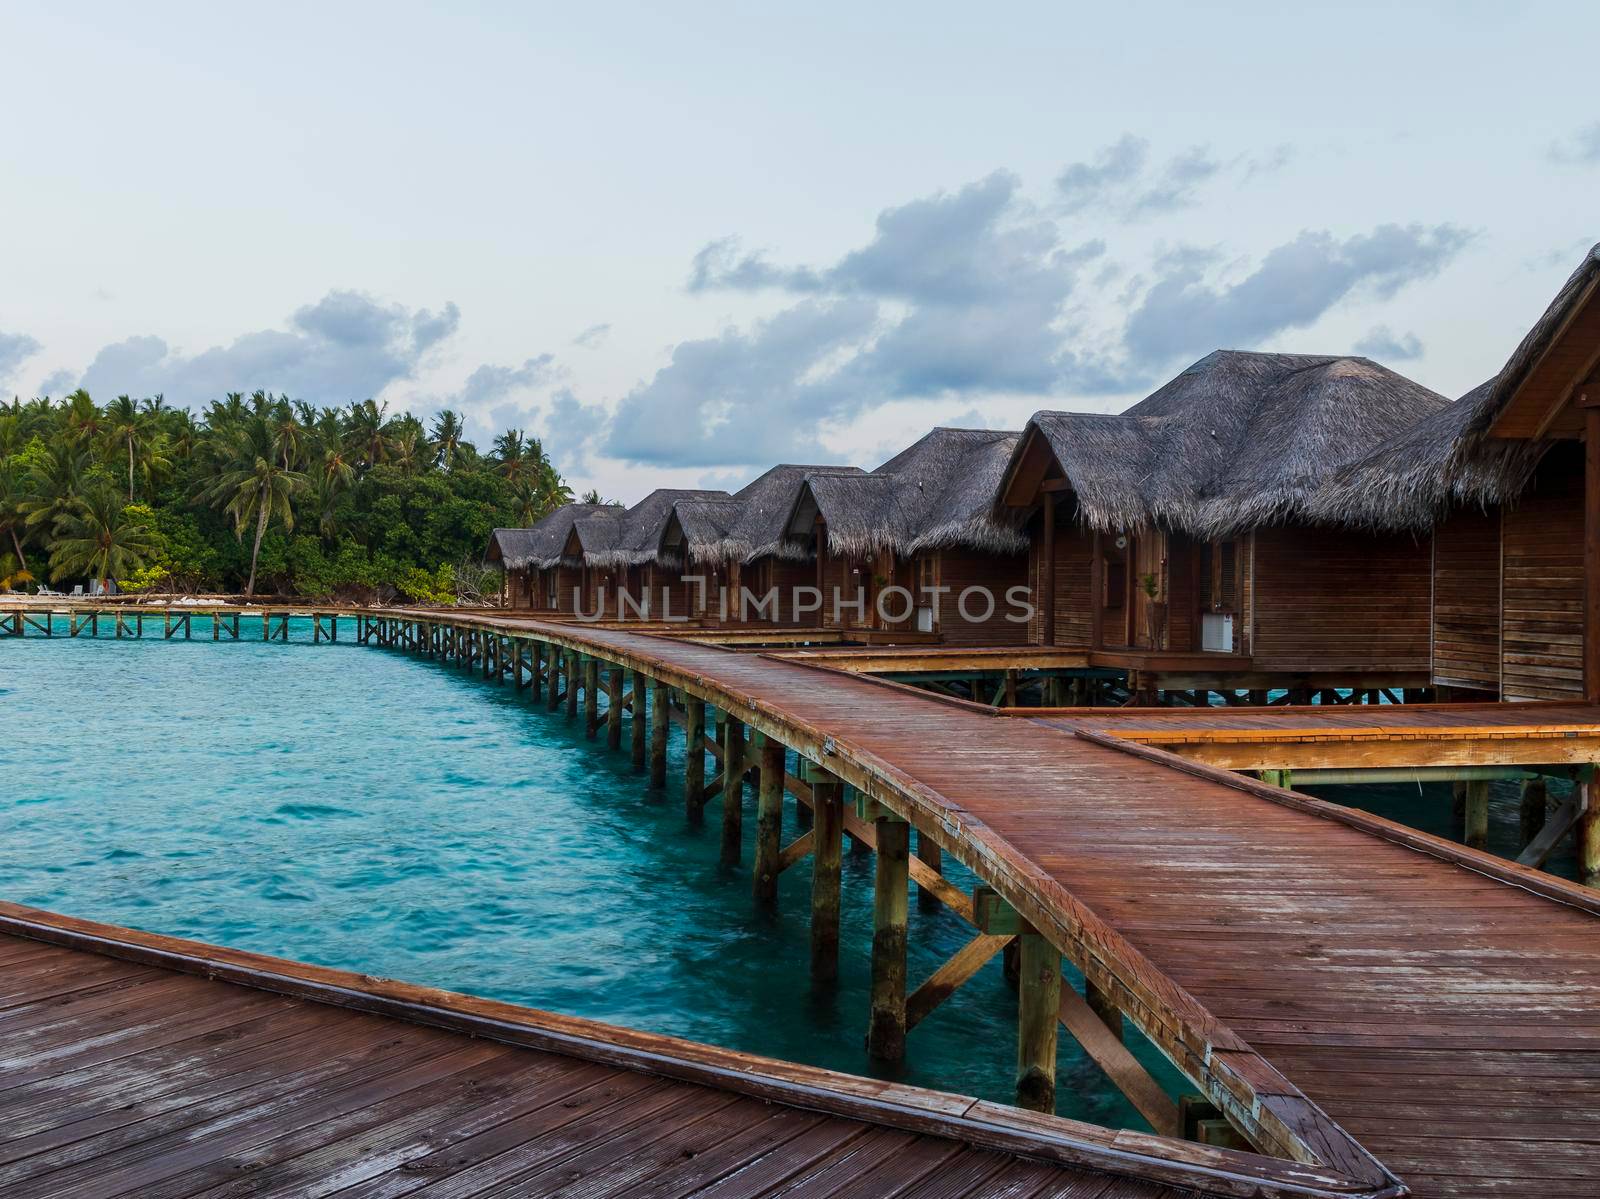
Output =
[
  {"x1": 567, "y1": 488, "x2": 731, "y2": 619},
  {"x1": 996, "y1": 350, "x2": 1451, "y2": 694},
  {"x1": 659, "y1": 463, "x2": 866, "y2": 623},
  {"x1": 1313, "y1": 243, "x2": 1600, "y2": 703},
  {"x1": 486, "y1": 502, "x2": 612, "y2": 612},
  {"x1": 781, "y1": 428, "x2": 1031, "y2": 643}
]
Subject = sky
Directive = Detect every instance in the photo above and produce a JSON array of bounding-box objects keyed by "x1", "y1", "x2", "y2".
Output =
[{"x1": 1, "y1": 1, "x2": 1596, "y2": 501}]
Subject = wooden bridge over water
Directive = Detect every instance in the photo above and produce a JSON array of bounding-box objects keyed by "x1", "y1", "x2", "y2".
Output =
[{"x1": 6, "y1": 604, "x2": 1600, "y2": 1196}]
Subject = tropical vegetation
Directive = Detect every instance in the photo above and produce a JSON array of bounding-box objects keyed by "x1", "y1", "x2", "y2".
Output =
[{"x1": 0, "y1": 390, "x2": 574, "y2": 601}]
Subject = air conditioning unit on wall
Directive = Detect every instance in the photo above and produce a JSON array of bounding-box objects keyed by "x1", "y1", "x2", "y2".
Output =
[{"x1": 1201, "y1": 612, "x2": 1233, "y2": 653}]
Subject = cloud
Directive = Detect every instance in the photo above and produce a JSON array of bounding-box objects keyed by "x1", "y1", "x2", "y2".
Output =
[
  {"x1": 59, "y1": 290, "x2": 460, "y2": 405},
  {"x1": 572, "y1": 323, "x2": 611, "y2": 348},
  {"x1": 1548, "y1": 123, "x2": 1600, "y2": 165},
  {"x1": 1353, "y1": 325, "x2": 1424, "y2": 361},
  {"x1": 614, "y1": 172, "x2": 1133, "y2": 468},
  {"x1": 1056, "y1": 135, "x2": 1225, "y2": 219},
  {"x1": 1123, "y1": 223, "x2": 1473, "y2": 367},
  {"x1": 541, "y1": 387, "x2": 611, "y2": 472},
  {"x1": 0, "y1": 330, "x2": 41, "y2": 385}
]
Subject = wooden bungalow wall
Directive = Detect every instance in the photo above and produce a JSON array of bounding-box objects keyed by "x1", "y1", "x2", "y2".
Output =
[
  {"x1": 1501, "y1": 448, "x2": 1584, "y2": 701},
  {"x1": 928, "y1": 548, "x2": 1030, "y2": 646},
  {"x1": 1025, "y1": 519, "x2": 1094, "y2": 647},
  {"x1": 1430, "y1": 509, "x2": 1502, "y2": 694},
  {"x1": 1250, "y1": 525, "x2": 1432, "y2": 673}
]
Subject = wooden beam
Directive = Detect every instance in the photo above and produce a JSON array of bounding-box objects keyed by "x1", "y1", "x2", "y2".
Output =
[
  {"x1": 906, "y1": 933, "x2": 1012, "y2": 1031},
  {"x1": 1016, "y1": 932, "x2": 1061, "y2": 1113},
  {"x1": 1517, "y1": 789, "x2": 1584, "y2": 869},
  {"x1": 810, "y1": 770, "x2": 843, "y2": 983},
  {"x1": 868, "y1": 818, "x2": 910, "y2": 1060},
  {"x1": 1579, "y1": 780, "x2": 1600, "y2": 888},
  {"x1": 1058, "y1": 977, "x2": 1181, "y2": 1137},
  {"x1": 754, "y1": 738, "x2": 785, "y2": 903},
  {"x1": 778, "y1": 830, "x2": 814, "y2": 873},
  {"x1": 565, "y1": 648, "x2": 578, "y2": 718},
  {"x1": 1041, "y1": 495, "x2": 1056, "y2": 647},
  {"x1": 915, "y1": 830, "x2": 943, "y2": 912}
]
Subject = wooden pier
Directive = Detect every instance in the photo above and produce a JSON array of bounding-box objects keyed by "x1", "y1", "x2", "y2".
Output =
[
  {"x1": 0, "y1": 905, "x2": 1363, "y2": 1199},
  {"x1": 10, "y1": 604, "x2": 1600, "y2": 1195}
]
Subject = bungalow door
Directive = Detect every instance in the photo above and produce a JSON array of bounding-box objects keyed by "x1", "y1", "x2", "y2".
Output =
[
  {"x1": 1099, "y1": 536, "x2": 1130, "y2": 647},
  {"x1": 1198, "y1": 539, "x2": 1240, "y2": 653}
]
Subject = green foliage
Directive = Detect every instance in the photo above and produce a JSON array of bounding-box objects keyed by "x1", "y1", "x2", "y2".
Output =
[{"x1": 0, "y1": 390, "x2": 574, "y2": 601}]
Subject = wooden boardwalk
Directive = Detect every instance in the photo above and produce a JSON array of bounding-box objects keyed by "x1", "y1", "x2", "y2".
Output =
[
  {"x1": 0, "y1": 905, "x2": 1357, "y2": 1199},
  {"x1": 443, "y1": 614, "x2": 1600, "y2": 1199}
]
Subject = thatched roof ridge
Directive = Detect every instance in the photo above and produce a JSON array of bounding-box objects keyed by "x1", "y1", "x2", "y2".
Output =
[
  {"x1": 791, "y1": 428, "x2": 1027, "y2": 558},
  {"x1": 1475, "y1": 243, "x2": 1600, "y2": 436},
  {"x1": 579, "y1": 488, "x2": 730, "y2": 569},
  {"x1": 487, "y1": 503, "x2": 613, "y2": 570},
  {"x1": 703, "y1": 463, "x2": 865, "y2": 563},
  {"x1": 1019, "y1": 350, "x2": 1450, "y2": 539}
]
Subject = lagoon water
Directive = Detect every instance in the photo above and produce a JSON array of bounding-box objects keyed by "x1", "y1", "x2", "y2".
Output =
[{"x1": 0, "y1": 618, "x2": 1187, "y2": 1126}]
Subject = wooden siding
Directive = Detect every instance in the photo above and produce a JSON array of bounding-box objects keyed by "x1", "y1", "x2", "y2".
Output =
[
  {"x1": 1431, "y1": 508, "x2": 1502, "y2": 694},
  {"x1": 1250, "y1": 524, "x2": 1432, "y2": 672},
  {"x1": 1027, "y1": 519, "x2": 1094, "y2": 646},
  {"x1": 932, "y1": 549, "x2": 1029, "y2": 646},
  {"x1": 1503, "y1": 446, "x2": 1585, "y2": 701}
]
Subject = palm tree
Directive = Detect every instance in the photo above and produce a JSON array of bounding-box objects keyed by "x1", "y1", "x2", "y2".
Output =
[
  {"x1": 345, "y1": 399, "x2": 395, "y2": 471},
  {"x1": 196, "y1": 416, "x2": 308, "y2": 597},
  {"x1": 0, "y1": 459, "x2": 31, "y2": 574},
  {"x1": 269, "y1": 396, "x2": 307, "y2": 470},
  {"x1": 19, "y1": 440, "x2": 91, "y2": 536},
  {"x1": 63, "y1": 390, "x2": 104, "y2": 446},
  {"x1": 102, "y1": 395, "x2": 153, "y2": 501},
  {"x1": 0, "y1": 549, "x2": 32, "y2": 593},
  {"x1": 430, "y1": 409, "x2": 467, "y2": 472},
  {"x1": 47, "y1": 486, "x2": 159, "y2": 595}
]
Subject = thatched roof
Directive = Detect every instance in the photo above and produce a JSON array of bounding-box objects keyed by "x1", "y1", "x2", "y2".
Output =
[
  {"x1": 1014, "y1": 350, "x2": 1451, "y2": 539},
  {"x1": 663, "y1": 464, "x2": 867, "y2": 565},
  {"x1": 574, "y1": 489, "x2": 731, "y2": 570},
  {"x1": 1305, "y1": 244, "x2": 1600, "y2": 530},
  {"x1": 1304, "y1": 380, "x2": 1544, "y2": 529},
  {"x1": 485, "y1": 503, "x2": 613, "y2": 570},
  {"x1": 788, "y1": 428, "x2": 1029, "y2": 558}
]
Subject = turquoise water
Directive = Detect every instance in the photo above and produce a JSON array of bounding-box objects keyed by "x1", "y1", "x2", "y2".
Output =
[{"x1": 0, "y1": 617, "x2": 1186, "y2": 1126}]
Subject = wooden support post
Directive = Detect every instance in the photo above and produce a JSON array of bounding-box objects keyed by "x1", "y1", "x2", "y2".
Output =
[
  {"x1": 754, "y1": 738, "x2": 785, "y2": 903},
  {"x1": 631, "y1": 669, "x2": 648, "y2": 771},
  {"x1": 583, "y1": 657, "x2": 599, "y2": 740},
  {"x1": 1464, "y1": 779, "x2": 1489, "y2": 850},
  {"x1": 868, "y1": 816, "x2": 910, "y2": 1061},
  {"x1": 546, "y1": 646, "x2": 562, "y2": 711},
  {"x1": 606, "y1": 664, "x2": 623, "y2": 749},
  {"x1": 1017, "y1": 931, "x2": 1063, "y2": 1114},
  {"x1": 811, "y1": 767, "x2": 843, "y2": 983},
  {"x1": 1520, "y1": 777, "x2": 1549, "y2": 848},
  {"x1": 650, "y1": 680, "x2": 669, "y2": 788},
  {"x1": 565, "y1": 650, "x2": 579, "y2": 718},
  {"x1": 915, "y1": 828, "x2": 943, "y2": 911},
  {"x1": 529, "y1": 642, "x2": 542, "y2": 699},
  {"x1": 1580, "y1": 779, "x2": 1600, "y2": 888},
  {"x1": 1585, "y1": 399, "x2": 1600, "y2": 702},
  {"x1": 720, "y1": 718, "x2": 745, "y2": 866},
  {"x1": 685, "y1": 698, "x2": 706, "y2": 817}
]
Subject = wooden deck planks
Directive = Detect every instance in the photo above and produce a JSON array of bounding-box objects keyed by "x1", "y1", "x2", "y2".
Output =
[
  {"x1": 463, "y1": 615, "x2": 1600, "y2": 1199},
  {"x1": 0, "y1": 925, "x2": 1324, "y2": 1199}
]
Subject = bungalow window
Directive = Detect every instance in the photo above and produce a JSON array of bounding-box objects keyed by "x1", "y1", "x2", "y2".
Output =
[
  {"x1": 1104, "y1": 560, "x2": 1126, "y2": 609},
  {"x1": 1200, "y1": 541, "x2": 1238, "y2": 613}
]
